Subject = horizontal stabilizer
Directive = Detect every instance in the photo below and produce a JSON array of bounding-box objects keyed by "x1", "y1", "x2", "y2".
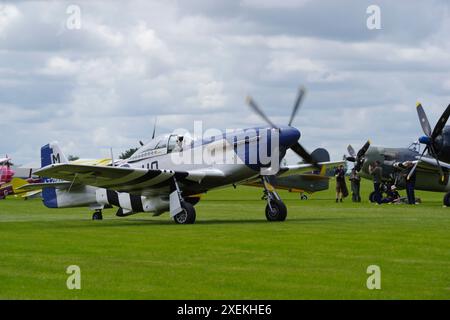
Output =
[{"x1": 17, "y1": 181, "x2": 72, "y2": 191}]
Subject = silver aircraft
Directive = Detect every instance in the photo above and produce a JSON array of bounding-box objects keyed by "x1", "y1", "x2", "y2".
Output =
[{"x1": 22, "y1": 89, "x2": 344, "y2": 224}]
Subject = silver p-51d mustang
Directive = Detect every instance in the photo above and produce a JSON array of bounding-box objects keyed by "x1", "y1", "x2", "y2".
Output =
[{"x1": 24, "y1": 89, "x2": 343, "y2": 224}]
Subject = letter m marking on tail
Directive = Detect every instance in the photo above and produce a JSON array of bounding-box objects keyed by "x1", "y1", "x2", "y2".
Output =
[{"x1": 52, "y1": 153, "x2": 61, "y2": 164}]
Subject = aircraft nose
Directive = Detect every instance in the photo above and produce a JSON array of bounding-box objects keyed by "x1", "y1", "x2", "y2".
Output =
[
  {"x1": 279, "y1": 126, "x2": 301, "y2": 148},
  {"x1": 419, "y1": 136, "x2": 432, "y2": 145}
]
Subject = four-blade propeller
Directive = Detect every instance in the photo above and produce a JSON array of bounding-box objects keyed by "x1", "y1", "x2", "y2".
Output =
[
  {"x1": 346, "y1": 141, "x2": 370, "y2": 172},
  {"x1": 245, "y1": 86, "x2": 320, "y2": 169},
  {"x1": 409, "y1": 103, "x2": 450, "y2": 180}
]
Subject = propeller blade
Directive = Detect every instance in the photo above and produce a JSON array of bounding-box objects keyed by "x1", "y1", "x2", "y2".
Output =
[
  {"x1": 288, "y1": 87, "x2": 306, "y2": 127},
  {"x1": 416, "y1": 103, "x2": 433, "y2": 138},
  {"x1": 290, "y1": 142, "x2": 320, "y2": 169},
  {"x1": 407, "y1": 146, "x2": 427, "y2": 180},
  {"x1": 357, "y1": 140, "x2": 371, "y2": 158},
  {"x1": 246, "y1": 96, "x2": 278, "y2": 128},
  {"x1": 346, "y1": 156, "x2": 356, "y2": 162},
  {"x1": 429, "y1": 145, "x2": 445, "y2": 181},
  {"x1": 354, "y1": 159, "x2": 364, "y2": 172},
  {"x1": 152, "y1": 117, "x2": 157, "y2": 140},
  {"x1": 347, "y1": 145, "x2": 356, "y2": 158},
  {"x1": 432, "y1": 103, "x2": 450, "y2": 139}
]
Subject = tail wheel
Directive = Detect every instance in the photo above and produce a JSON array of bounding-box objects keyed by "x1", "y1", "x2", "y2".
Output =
[
  {"x1": 92, "y1": 211, "x2": 103, "y2": 220},
  {"x1": 174, "y1": 202, "x2": 196, "y2": 224},
  {"x1": 265, "y1": 199, "x2": 287, "y2": 222}
]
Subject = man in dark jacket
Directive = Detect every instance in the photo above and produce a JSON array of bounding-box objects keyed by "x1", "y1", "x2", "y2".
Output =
[
  {"x1": 404, "y1": 161, "x2": 416, "y2": 204},
  {"x1": 334, "y1": 164, "x2": 347, "y2": 203},
  {"x1": 349, "y1": 168, "x2": 361, "y2": 202},
  {"x1": 369, "y1": 161, "x2": 383, "y2": 204}
]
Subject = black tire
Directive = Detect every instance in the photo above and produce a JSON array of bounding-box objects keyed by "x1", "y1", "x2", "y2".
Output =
[
  {"x1": 185, "y1": 196, "x2": 201, "y2": 206},
  {"x1": 300, "y1": 194, "x2": 308, "y2": 200},
  {"x1": 92, "y1": 211, "x2": 103, "y2": 220},
  {"x1": 265, "y1": 199, "x2": 287, "y2": 222},
  {"x1": 174, "y1": 202, "x2": 196, "y2": 224},
  {"x1": 443, "y1": 192, "x2": 450, "y2": 207},
  {"x1": 369, "y1": 191, "x2": 377, "y2": 203}
]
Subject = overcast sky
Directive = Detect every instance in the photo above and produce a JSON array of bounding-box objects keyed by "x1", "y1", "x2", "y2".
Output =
[{"x1": 1, "y1": 0, "x2": 450, "y2": 166}]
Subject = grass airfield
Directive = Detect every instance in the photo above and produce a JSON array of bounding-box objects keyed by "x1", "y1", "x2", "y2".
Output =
[{"x1": 0, "y1": 180, "x2": 449, "y2": 300}]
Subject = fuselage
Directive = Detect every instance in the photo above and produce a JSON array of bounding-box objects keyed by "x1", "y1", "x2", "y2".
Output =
[
  {"x1": 116, "y1": 126, "x2": 301, "y2": 195},
  {"x1": 0, "y1": 165, "x2": 14, "y2": 185},
  {"x1": 359, "y1": 145, "x2": 450, "y2": 192},
  {"x1": 41, "y1": 126, "x2": 302, "y2": 212}
]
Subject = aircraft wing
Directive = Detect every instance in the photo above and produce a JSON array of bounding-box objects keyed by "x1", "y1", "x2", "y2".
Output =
[
  {"x1": 414, "y1": 157, "x2": 450, "y2": 173},
  {"x1": 18, "y1": 190, "x2": 42, "y2": 198},
  {"x1": 0, "y1": 157, "x2": 11, "y2": 165},
  {"x1": 277, "y1": 160, "x2": 346, "y2": 178},
  {"x1": 34, "y1": 163, "x2": 224, "y2": 193}
]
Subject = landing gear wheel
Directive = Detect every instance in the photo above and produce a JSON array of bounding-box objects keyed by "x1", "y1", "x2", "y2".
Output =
[
  {"x1": 300, "y1": 194, "x2": 308, "y2": 200},
  {"x1": 443, "y1": 192, "x2": 450, "y2": 207},
  {"x1": 369, "y1": 191, "x2": 376, "y2": 203},
  {"x1": 174, "y1": 202, "x2": 196, "y2": 224},
  {"x1": 265, "y1": 199, "x2": 287, "y2": 222},
  {"x1": 92, "y1": 211, "x2": 103, "y2": 220}
]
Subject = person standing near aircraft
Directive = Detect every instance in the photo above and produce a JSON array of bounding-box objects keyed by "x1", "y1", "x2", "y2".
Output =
[
  {"x1": 403, "y1": 161, "x2": 417, "y2": 204},
  {"x1": 334, "y1": 164, "x2": 347, "y2": 203},
  {"x1": 369, "y1": 161, "x2": 383, "y2": 204},
  {"x1": 349, "y1": 167, "x2": 361, "y2": 202}
]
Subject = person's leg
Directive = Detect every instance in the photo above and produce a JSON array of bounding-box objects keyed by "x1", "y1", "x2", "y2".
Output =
[
  {"x1": 356, "y1": 183, "x2": 361, "y2": 202},
  {"x1": 351, "y1": 182, "x2": 357, "y2": 202},
  {"x1": 406, "y1": 183, "x2": 413, "y2": 204},
  {"x1": 411, "y1": 182, "x2": 416, "y2": 204},
  {"x1": 409, "y1": 185, "x2": 414, "y2": 204},
  {"x1": 374, "y1": 183, "x2": 381, "y2": 204},
  {"x1": 336, "y1": 184, "x2": 342, "y2": 202}
]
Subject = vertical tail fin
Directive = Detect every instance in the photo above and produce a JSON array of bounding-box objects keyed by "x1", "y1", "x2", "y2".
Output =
[
  {"x1": 40, "y1": 142, "x2": 67, "y2": 208},
  {"x1": 41, "y1": 142, "x2": 68, "y2": 168}
]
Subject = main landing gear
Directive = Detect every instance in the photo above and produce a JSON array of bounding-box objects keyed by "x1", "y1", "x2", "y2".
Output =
[
  {"x1": 92, "y1": 209, "x2": 103, "y2": 220},
  {"x1": 174, "y1": 201, "x2": 196, "y2": 224},
  {"x1": 261, "y1": 177, "x2": 287, "y2": 222},
  {"x1": 443, "y1": 192, "x2": 450, "y2": 207},
  {"x1": 172, "y1": 177, "x2": 197, "y2": 224}
]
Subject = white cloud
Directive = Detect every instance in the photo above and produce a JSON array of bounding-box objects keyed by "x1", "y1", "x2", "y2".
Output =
[
  {"x1": 133, "y1": 22, "x2": 174, "y2": 64},
  {"x1": 240, "y1": 0, "x2": 311, "y2": 9},
  {"x1": 41, "y1": 56, "x2": 80, "y2": 75},
  {"x1": 0, "y1": 4, "x2": 20, "y2": 37},
  {"x1": 1, "y1": 0, "x2": 450, "y2": 166}
]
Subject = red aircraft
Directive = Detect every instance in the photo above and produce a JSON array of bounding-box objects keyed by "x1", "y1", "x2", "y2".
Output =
[{"x1": 0, "y1": 156, "x2": 14, "y2": 199}]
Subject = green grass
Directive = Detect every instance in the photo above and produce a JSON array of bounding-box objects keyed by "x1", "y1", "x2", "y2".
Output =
[{"x1": 0, "y1": 179, "x2": 449, "y2": 300}]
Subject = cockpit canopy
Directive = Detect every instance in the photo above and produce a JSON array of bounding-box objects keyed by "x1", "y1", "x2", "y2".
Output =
[
  {"x1": 127, "y1": 134, "x2": 188, "y2": 162},
  {"x1": 408, "y1": 141, "x2": 421, "y2": 153}
]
